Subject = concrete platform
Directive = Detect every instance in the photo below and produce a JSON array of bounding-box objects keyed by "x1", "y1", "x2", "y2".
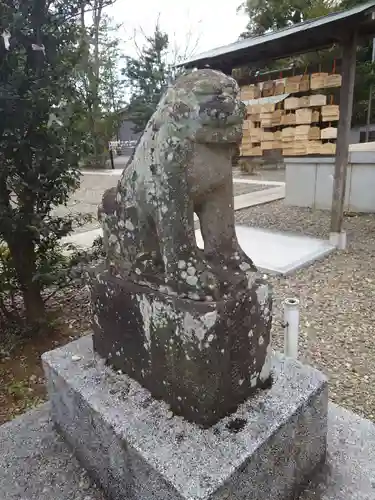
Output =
[
  {"x1": 1, "y1": 401, "x2": 375, "y2": 499},
  {"x1": 196, "y1": 225, "x2": 335, "y2": 275},
  {"x1": 233, "y1": 185, "x2": 285, "y2": 210},
  {"x1": 42, "y1": 336, "x2": 327, "y2": 500}
]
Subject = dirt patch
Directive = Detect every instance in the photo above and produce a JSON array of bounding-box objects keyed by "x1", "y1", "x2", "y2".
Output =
[{"x1": 0, "y1": 287, "x2": 91, "y2": 424}]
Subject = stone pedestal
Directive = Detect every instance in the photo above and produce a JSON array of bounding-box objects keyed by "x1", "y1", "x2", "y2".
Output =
[
  {"x1": 91, "y1": 271, "x2": 273, "y2": 427},
  {"x1": 42, "y1": 336, "x2": 328, "y2": 500}
]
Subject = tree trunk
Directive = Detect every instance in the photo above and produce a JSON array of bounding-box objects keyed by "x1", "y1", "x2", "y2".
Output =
[
  {"x1": 22, "y1": 281, "x2": 46, "y2": 326},
  {"x1": 92, "y1": 0, "x2": 104, "y2": 167},
  {"x1": 9, "y1": 235, "x2": 46, "y2": 327}
]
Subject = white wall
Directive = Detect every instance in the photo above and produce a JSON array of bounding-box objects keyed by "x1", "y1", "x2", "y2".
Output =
[{"x1": 285, "y1": 151, "x2": 375, "y2": 213}]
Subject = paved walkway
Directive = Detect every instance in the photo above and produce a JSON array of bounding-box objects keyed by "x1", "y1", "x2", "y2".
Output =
[
  {"x1": 83, "y1": 169, "x2": 285, "y2": 186},
  {"x1": 234, "y1": 185, "x2": 285, "y2": 210},
  {"x1": 234, "y1": 179, "x2": 284, "y2": 187},
  {"x1": 63, "y1": 184, "x2": 285, "y2": 249},
  {"x1": 82, "y1": 168, "x2": 124, "y2": 176},
  {"x1": 57, "y1": 172, "x2": 285, "y2": 222}
]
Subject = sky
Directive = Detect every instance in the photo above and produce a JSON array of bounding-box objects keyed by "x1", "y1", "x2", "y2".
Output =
[{"x1": 109, "y1": 0, "x2": 249, "y2": 61}]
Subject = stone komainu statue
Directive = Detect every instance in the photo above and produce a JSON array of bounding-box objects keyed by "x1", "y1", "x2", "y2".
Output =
[
  {"x1": 94, "y1": 70, "x2": 272, "y2": 427},
  {"x1": 99, "y1": 68, "x2": 257, "y2": 301}
]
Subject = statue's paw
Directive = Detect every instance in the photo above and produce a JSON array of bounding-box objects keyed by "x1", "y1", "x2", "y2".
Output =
[
  {"x1": 226, "y1": 251, "x2": 257, "y2": 273},
  {"x1": 197, "y1": 269, "x2": 221, "y2": 300},
  {"x1": 174, "y1": 259, "x2": 222, "y2": 301}
]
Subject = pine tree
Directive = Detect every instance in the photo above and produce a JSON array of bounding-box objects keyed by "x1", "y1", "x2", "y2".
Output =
[{"x1": 122, "y1": 25, "x2": 171, "y2": 133}]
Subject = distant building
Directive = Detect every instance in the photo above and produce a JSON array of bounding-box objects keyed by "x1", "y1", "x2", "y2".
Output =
[
  {"x1": 114, "y1": 110, "x2": 143, "y2": 156},
  {"x1": 350, "y1": 124, "x2": 375, "y2": 144},
  {"x1": 117, "y1": 117, "x2": 141, "y2": 143}
]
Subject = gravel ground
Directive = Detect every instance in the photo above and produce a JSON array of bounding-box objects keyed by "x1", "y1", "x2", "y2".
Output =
[{"x1": 236, "y1": 200, "x2": 375, "y2": 421}]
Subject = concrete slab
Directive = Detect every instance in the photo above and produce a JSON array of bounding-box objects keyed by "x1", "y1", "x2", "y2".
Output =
[
  {"x1": 0, "y1": 402, "x2": 106, "y2": 500},
  {"x1": 195, "y1": 225, "x2": 335, "y2": 275},
  {"x1": 42, "y1": 336, "x2": 327, "y2": 500},
  {"x1": 1, "y1": 401, "x2": 375, "y2": 499},
  {"x1": 63, "y1": 227, "x2": 102, "y2": 248}
]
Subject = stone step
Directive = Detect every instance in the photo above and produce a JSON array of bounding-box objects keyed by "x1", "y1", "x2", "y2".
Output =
[{"x1": 1, "y1": 401, "x2": 374, "y2": 499}]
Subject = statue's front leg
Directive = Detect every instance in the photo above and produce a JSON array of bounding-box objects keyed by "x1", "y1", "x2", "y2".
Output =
[
  {"x1": 154, "y1": 173, "x2": 221, "y2": 300},
  {"x1": 196, "y1": 180, "x2": 257, "y2": 276}
]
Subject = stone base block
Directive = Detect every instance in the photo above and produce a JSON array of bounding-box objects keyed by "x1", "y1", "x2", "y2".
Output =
[
  {"x1": 91, "y1": 271, "x2": 273, "y2": 427},
  {"x1": 42, "y1": 336, "x2": 328, "y2": 500}
]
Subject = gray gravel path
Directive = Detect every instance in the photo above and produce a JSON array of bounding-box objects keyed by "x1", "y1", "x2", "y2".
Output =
[{"x1": 236, "y1": 200, "x2": 375, "y2": 421}]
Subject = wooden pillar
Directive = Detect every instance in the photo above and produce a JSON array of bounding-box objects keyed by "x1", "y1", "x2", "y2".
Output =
[
  {"x1": 109, "y1": 148, "x2": 115, "y2": 170},
  {"x1": 330, "y1": 32, "x2": 357, "y2": 243}
]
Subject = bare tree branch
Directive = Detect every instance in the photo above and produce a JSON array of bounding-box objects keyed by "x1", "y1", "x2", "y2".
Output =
[{"x1": 130, "y1": 13, "x2": 202, "y2": 68}]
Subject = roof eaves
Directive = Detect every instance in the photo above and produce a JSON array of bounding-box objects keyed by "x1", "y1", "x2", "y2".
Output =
[{"x1": 177, "y1": 0, "x2": 375, "y2": 68}]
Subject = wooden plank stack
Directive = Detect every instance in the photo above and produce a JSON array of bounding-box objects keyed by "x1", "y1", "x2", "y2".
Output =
[{"x1": 239, "y1": 72, "x2": 341, "y2": 157}]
